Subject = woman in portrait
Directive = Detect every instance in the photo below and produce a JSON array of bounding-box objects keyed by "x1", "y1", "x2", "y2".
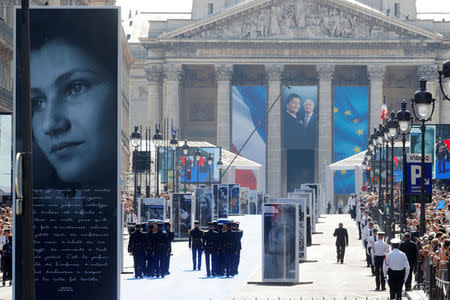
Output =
[
  {"x1": 283, "y1": 93, "x2": 303, "y2": 149},
  {"x1": 15, "y1": 9, "x2": 119, "y2": 299}
]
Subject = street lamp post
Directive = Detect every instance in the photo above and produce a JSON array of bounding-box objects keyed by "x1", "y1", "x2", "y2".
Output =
[
  {"x1": 376, "y1": 125, "x2": 384, "y2": 210},
  {"x1": 130, "y1": 126, "x2": 141, "y2": 211},
  {"x1": 153, "y1": 124, "x2": 163, "y2": 196},
  {"x1": 217, "y1": 158, "x2": 223, "y2": 184},
  {"x1": 194, "y1": 148, "x2": 202, "y2": 188},
  {"x1": 396, "y1": 100, "x2": 413, "y2": 232},
  {"x1": 207, "y1": 154, "x2": 213, "y2": 185},
  {"x1": 170, "y1": 133, "x2": 178, "y2": 193},
  {"x1": 438, "y1": 60, "x2": 450, "y2": 101},
  {"x1": 182, "y1": 140, "x2": 189, "y2": 192},
  {"x1": 387, "y1": 112, "x2": 398, "y2": 239},
  {"x1": 411, "y1": 78, "x2": 435, "y2": 235}
]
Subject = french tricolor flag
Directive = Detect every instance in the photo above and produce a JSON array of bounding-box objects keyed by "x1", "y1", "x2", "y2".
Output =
[{"x1": 381, "y1": 96, "x2": 389, "y2": 121}]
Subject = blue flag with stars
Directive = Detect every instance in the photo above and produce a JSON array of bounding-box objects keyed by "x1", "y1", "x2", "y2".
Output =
[{"x1": 333, "y1": 86, "x2": 369, "y2": 194}]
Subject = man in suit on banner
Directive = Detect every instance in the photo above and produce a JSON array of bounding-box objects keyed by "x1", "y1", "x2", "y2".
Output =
[{"x1": 300, "y1": 99, "x2": 317, "y2": 149}]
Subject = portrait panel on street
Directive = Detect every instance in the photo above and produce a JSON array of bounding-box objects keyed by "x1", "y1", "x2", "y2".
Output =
[{"x1": 14, "y1": 8, "x2": 120, "y2": 300}]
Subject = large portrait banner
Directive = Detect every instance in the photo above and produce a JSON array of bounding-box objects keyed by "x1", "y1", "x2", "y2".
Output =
[
  {"x1": 14, "y1": 8, "x2": 120, "y2": 300},
  {"x1": 138, "y1": 198, "x2": 165, "y2": 223},
  {"x1": 262, "y1": 202, "x2": 299, "y2": 283}
]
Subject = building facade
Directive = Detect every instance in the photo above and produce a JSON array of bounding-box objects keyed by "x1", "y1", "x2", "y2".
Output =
[{"x1": 129, "y1": 0, "x2": 450, "y2": 199}]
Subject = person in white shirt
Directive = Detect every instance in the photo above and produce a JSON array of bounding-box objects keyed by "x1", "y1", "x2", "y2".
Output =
[
  {"x1": 127, "y1": 210, "x2": 138, "y2": 231},
  {"x1": 362, "y1": 222, "x2": 375, "y2": 272},
  {"x1": 383, "y1": 238, "x2": 410, "y2": 300},
  {"x1": 356, "y1": 207, "x2": 365, "y2": 240},
  {"x1": 371, "y1": 231, "x2": 389, "y2": 290}
]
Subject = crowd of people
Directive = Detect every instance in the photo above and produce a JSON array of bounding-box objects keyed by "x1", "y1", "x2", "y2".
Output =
[
  {"x1": 337, "y1": 188, "x2": 450, "y2": 298},
  {"x1": 0, "y1": 206, "x2": 12, "y2": 287},
  {"x1": 127, "y1": 219, "x2": 244, "y2": 279}
]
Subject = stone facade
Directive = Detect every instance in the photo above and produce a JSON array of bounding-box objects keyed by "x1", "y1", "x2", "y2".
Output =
[{"x1": 130, "y1": 0, "x2": 450, "y2": 202}]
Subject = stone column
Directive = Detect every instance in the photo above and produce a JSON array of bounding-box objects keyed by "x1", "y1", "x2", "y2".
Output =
[
  {"x1": 367, "y1": 64, "x2": 386, "y2": 133},
  {"x1": 215, "y1": 64, "x2": 233, "y2": 150},
  {"x1": 163, "y1": 64, "x2": 183, "y2": 129},
  {"x1": 145, "y1": 64, "x2": 163, "y2": 125},
  {"x1": 316, "y1": 64, "x2": 334, "y2": 209},
  {"x1": 265, "y1": 64, "x2": 284, "y2": 197},
  {"x1": 418, "y1": 64, "x2": 440, "y2": 123}
]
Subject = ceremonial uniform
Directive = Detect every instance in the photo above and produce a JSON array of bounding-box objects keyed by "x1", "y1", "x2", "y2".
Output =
[
  {"x1": 371, "y1": 234, "x2": 389, "y2": 290},
  {"x1": 128, "y1": 227, "x2": 148, "y2": 278},
  {"x1": 145, "y1": 227, "x2": 155, "y2": 277},
  {"x1": 221, "y1": 228, "x2": 234, "y2": 277},
  {"x1": 164, "y1": 224, "x2": 175, "y2": 275},
  {"x1": 233, "y1": 225, "x2": 243, "y2": 275},
  {"x1": 383, "y1": 239, "x2": 410, "y2": 300},
  {"x1": 362, "y1": 224, "x2": 375, "y2": 272},
  {"x1": 189, "y1": 224, "x2": 204, "y2": 270},
  {"x1": 152, "y1": 224, "x2": 169, "y2": 278},
  {"x1": 203, "y1": 223, "x2": 218, "y2": 277}
]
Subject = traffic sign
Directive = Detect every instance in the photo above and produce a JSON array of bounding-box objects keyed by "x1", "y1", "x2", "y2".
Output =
[{"x1": 406, "y1": 153, "x2": 432, "y2": 203}]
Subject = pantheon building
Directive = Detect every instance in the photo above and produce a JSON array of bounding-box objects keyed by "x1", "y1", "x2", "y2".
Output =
[{"x1": 126, "y1": 0, "x2": 450, "y2": 202}]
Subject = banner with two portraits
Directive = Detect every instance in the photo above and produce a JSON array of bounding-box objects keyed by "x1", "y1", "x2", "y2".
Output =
[{"x1": 14, "y1": 8, "x2": 120, "y2": 300}]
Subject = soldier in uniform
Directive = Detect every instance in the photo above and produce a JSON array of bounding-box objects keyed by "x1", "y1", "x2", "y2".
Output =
[
  {"x1": 189, "y1": 220, "x2": 204, "y2": 271},
  {"x1": 371, "y1": 231, "x2": 389, "y2": 291},
  {"x1": 230, "y1": 222, "x2": 243, "y2": 275},
  {"x1": 127, "y1": 223, "x2": 148, "y2": 278},
  {"x1": 221, "y1": 223, "x2": 234, "y2": 277},
  {"x1": 203, "y1": 222, "x2": 218, "y2": 277},
  {"x1": 383, "y1": 238, "x2": 410, "y2": 300},
  {"x1": 145, "y1": 222, "x2": 155, "y2": 277},
  {"x1": 216, "y1": 222, "x2": 224, "y2": 275},
  {"x1": 152, "y1": 221, "x2": 169, "y2": 278},
  {"x1": 164, "y1": 220, "x2": 175, "y2": 275}
]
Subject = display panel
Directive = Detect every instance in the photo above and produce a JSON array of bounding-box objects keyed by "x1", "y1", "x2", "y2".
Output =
[
  {"x1": 410, "y1": 125, "x2": 436, "y2": 178},
  {"x1": 240, "y1": 187, "x2": 249, "y2": 215},
  {"x1": 228, "y1": 184, "x2": 240, "y2": 215},
  {"x1": 194, "y1": 188, "x2": 214, "y2": 227},
  {"x1": 282, "y1": 195, "x2": 307, "y2": 260},
  {"x1": 171, "y1": 193, "x2": 192, "y2": 239},
  {"x1": 178, "y1": 147, "x2": 221, "y2": 184},
  {"x1": 249, "y1": 190, "x2": 257, "y2": 214},
  {"x1": 263, "y1": 202, "x2": 298, "y2": 283},
  {"x1": 0, "y1": 113, "x2": 11, "y2": 195},
  {"x1": 333, "y1": 86, "x2": 369, "y2": 195},
  {"x1": 14, "y1": 8, "x2": 119, "y2": 300},
  {"x1": 257, "y1": 192, "x2": 263, "y2": 214},
  {"x1": 232, "y1": 86, "x2": 266, "y2": 189},
  {"x1": 217, "y1": 184, "x2": 229, "y2": 218},
  {"x1": 138, "y1": 198, "x2": 165, "y2": 222},
  {"x1": 435, "y1": 125, "x2": 450, "y2": 179}
]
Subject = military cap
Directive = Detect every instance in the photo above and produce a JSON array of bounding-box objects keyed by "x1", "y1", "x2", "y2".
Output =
[
  {"x1": 208, "y1": 222, "x2": 214, "y2": 226},
  {"x1": 377, "y1": 231, "x2": 385, "y2": 235},
  {"x1": 194, "y1": 220, "x2": 200, "y2": 225},
  {"x1": 390, "y1": 238, "x2": 401, "y2": 244}
]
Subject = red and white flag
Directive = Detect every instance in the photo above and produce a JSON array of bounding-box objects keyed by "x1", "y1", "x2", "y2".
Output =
[{"x1": 381, "y1": 97, "x2": 389, "y2": 121}]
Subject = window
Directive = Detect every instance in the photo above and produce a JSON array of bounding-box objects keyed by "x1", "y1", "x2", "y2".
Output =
[
  {"x1": 208, "y1": 3, "x2": 213, "y2": 15},
  {"x1": 394, "y1": 3, "x2": 400, "y2": 17},
  {"x1": 129, "y1": 20, "x2": 133, "y2": 26}
]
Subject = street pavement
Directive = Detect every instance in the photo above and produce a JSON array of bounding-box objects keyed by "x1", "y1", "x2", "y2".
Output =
[{"x1": 0, "y1": 214, "x2": 414, "y2": 300}]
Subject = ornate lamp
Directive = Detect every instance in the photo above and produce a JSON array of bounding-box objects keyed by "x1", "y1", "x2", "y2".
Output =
[{"x1": 438, "y1": 60, "x2": 450, "y2": 101}]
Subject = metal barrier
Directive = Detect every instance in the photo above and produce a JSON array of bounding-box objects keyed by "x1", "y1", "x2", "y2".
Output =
[{"x1": 415, "y1": 256, "x2": 450, "y2": 299}]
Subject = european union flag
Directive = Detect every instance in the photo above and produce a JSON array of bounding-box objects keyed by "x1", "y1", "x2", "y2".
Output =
[{"x1": 333, "y1": 86, "x2": 369, "y2": 194}]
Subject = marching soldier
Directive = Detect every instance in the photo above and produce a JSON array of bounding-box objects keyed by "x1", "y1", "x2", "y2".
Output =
[
  {"x1": 216, "y1": 222, "x2": 224, "y2": 275},
  {"x1": 371, "y1": 231, "x2": 389, "y2": 291},
  {"x1": 152, "y1": 221, "x2": 169, "y2": 278},
  {"x1": 145, "y1": 222, "x2": 154, "y2": 277},
  {"x1": 220, "y1": 223, "x2": 234, "y2": 277},
  {"x1": 363, "y1": 221, "x2": 376, "y2": 274},
  {"x1": 203, "y1": 222, "x2": 218, "y2": 277},
  {"x1": 189, "y1": 220, "x2": 204, "y2": 271},
  {"x1": 164, "y1": 220, "x2": 175, "y2": 275},
  {"x1": 383, "y1": 238, "x2": 410, "y2": 300},
  {"x1": 127, "y1": 223, "x2": 148, "y2": 279},
  {"x1": 232, "y1": 222, "x2": 243, "y2": 275}
]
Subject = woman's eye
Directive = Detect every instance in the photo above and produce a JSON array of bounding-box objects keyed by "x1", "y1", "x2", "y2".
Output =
[
  {"x1": 31, "y1": 97, "x2": 46, "y2": 112},
  {"x1": 65, "y1": 81, "x2": 89, "y2": 97}
]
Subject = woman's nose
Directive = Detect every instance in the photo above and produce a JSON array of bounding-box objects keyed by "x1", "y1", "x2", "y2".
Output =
[{"x1": 41, "y1": 100, "x2": 70, "y2": 136}]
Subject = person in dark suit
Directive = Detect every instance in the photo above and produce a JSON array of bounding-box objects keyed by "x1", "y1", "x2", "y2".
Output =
[
  {"x1": 164, "y1": 221, "x2": 175, "y2": 275},
  {"x1": 399, "y1": 232, "x2": 418, "y2": 291},
  {"x1": 152, "y1": 222, "x2": 169, "y2": 278},
  {"x1": 333, "y1": 223, "x2": 349, "y2": 263},
  {"x1": 299, "y1": 99, "x2": 317, "y2": 149}
]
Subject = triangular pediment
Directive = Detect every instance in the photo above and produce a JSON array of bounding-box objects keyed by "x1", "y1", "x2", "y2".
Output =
[{"x1": 158, "y1": 0, "x2": 441, "y2": 41}]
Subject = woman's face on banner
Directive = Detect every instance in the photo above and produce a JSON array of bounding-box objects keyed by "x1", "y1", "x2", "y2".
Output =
[
  {"x1": 30, "y1": 41, "x2": 114, "y2": 183},
  {"x1": 286, "y1": 97, "x2": 300, "y2": 114}
]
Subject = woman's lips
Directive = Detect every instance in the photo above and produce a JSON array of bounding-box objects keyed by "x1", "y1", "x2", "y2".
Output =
[{"x1": 50, "y1": 141, "x2": 84, "y2": 154}]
